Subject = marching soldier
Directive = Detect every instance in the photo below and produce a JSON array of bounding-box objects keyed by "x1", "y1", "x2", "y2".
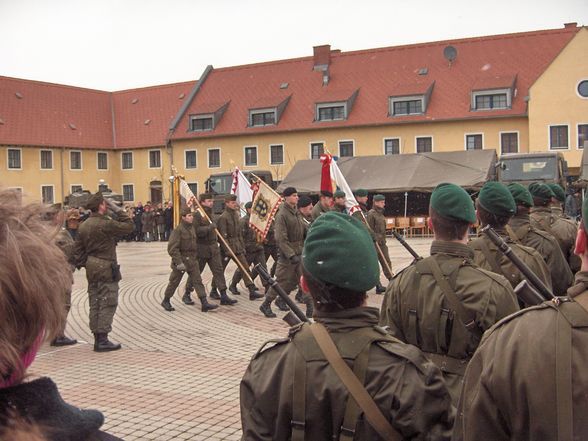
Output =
[
  {"x1": 333, "y1": 190, "x2": 347, "y2": 214},
  {"x1": 297, "y1": 195, "x2": 313, "y2": 224},
  {"x1": 241, "y1": 212, "x2": 455, "y2": 440},
  {"x1": 263, "y1": 223, "x2": 278, "y2": 277},
  {"x1": 351, "y1": 188, "x2": 369, "y2": 222},
  {"x1": 161, "y1": 207, "x2": 218, "y2": 312},
  {"x1": 468, "y1": 181, "x2": 552, "y2": 295},
  {"x1": 311, "y1": 190, "x2": 332, "y2": 221},
  {"x1": 453, "y1": 197, "x2": 588, "y2": 441},
  {"x1": 74, "y1": 192, "x2": 134, "y2": 352},
  {"x1": 366, "y1": 194, "x2": 393, "y2": 294},
  {"x1": 380, "y1": 183, "x2": 519, "y2": 404},
  {"x1": 507, "y1": 183, "x2": 573, "y2": 295}
]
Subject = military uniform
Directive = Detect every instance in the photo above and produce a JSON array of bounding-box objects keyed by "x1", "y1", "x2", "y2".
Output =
[
  {"x1": 310, "y1": 201, "x2": 331, "y2": 222},
  {"x1": 454, "y1": 271, "x2": 588, "y2": 440},
  {"x1": 366, "y1": 206, "x2": 393, "y2": 281},
  {"x1": 263, "y1": 223, "x2": 278, "y2": 277},
  {"x1": 232, "y1": 213, "x2": 268, "y2": 289}
]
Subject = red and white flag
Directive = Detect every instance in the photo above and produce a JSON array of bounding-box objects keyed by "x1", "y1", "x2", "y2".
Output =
[
  {"x1": 320, "y1": 153, "x2": 361, "y2": 216},
  {"x1": 231, "y1": 167, "x2": 253, "y2": 215}
]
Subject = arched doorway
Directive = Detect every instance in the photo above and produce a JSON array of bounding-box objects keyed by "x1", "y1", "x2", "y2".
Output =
[{"x1": 150, "y1": 180, "x2": 163, "y2": 205}]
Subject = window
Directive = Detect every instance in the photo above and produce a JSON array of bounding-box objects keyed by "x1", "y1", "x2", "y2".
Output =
[
  {"x1": 310, "y1": 142, "x2": 324, "y2": 159},
  {"x1": 71, "y1": 185, "x2": 83, "y2": 193},
  {"x1": 208, "y1": 148, "x2": 220, "y2": 168},
  {"x1": 392, "y1": 99, "x2": 423, "y2": 115},
  {"x1": 122, "y1": 184, "x2": 134, "y2": 202},
  {"x1": 500, "y1": 132, "x2": 519, "y2": 154},
  {"x1": 472, "y1": 90, "x2": 510, "y2": 110},
  {"x1": 416, "y1": 137, "x2": 432, "y2": 153},
  {"x1": 339, "y1": 141, "x2": 354, "y2": 157},
  {"x1": 578, "y1": 80, "x2": 588, "y2": 98},
  {"x1": 185, "y1": 150, "x2": 197, "y2": 169},
  {"x1": 270, "y1": 144, "x2": 284, "y2": 165},
  {"x1": 97, "y1": 152, "x2": 108, "y2": 170},
  {"x1": 40, "y1": 150, "x2": 53, "y2": 169},
  {"x1": 317, "y1": 104, "x2": 345, "y2": 121},
  {"x1": 250, "y1": 110, "x2": 276, "y2": 127},
  {"x1": 121, "y1": 151, "x2": 133, "y2": 169},
  {"x1": 187, "y1": 182, "x2": 198, "y2": 195},
  {"x1": 70, "y1": 151, "x2": 82, "y2": 170},
  {"x1": 7, "y1": 148, "x2": 21, "y2": 169},
  {"x1": 549, "y1": 125, "x2": 569, "y2": 150},
  {"x1": 245, "y1": 146, "x2": 258, "y2": 166},
  {"x1": 190, "y1": 115, "x2": 213, "y2": 131},
  {"x1": 41, "y1": 186, "x2": 54, "y2": 204},
  {"x1": 579, "y1": 124, "x2": 588, "y2": 149},
  {"x1": 384, "y1": 138, "x2": 400, "y2": 155},
  {"x1": 466, "y1": 134, "x2": 483, "y2": 150},
  {"x1": 149, "y1": 150, "x2": 161, "y2": 168}
]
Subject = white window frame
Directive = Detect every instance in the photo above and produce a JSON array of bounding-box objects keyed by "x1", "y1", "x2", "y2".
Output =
[
  {"x1": 249, "y1": 108, "x2": 277, "y2": 127},
  {"x1": 471, "y1": 88, "x2": 512, "y2": 110},
  {"x1": 577, "y1": 123, "x2": 588, "y2": 149},
  {"x1": 40, "y1": 149, "x2": 54, "y2": 170},
  {"x1": 548, "y1": 124, "x2": 570, "y2": 151},
  {"x1": 415, "y1": 135, "x2": 434, "y2": 153},
  {"x1": 389, "y1": 95, "x2": 425, "y2": 116},
  {"x1": 69, "y1": 150, "x2": 83, "y2": 171},
  {"x1": 70, "y1": 184, "x2": 83, "y2": 194},
  {"x1": 499, "y1": 131, "x2": 520, "y2": 154},
  {"x1": 576, "y1": 79, "x2": 588, "y2": 100},
  {"x1": 383, "y1": 137, "x2": 401, "y2": 155},
  {"x1": 96, "y1": 151, "x2": 109, "y2": 171},
  {"x1": 269, "y1": 143, "x2": 285, "y2": 165},
  {"x1": 7, "y1": 147, "x2": 22, "y2": 170},
  {"x1": 121, "y1": 151, "x2": 134, "y2": 170},
  {"x1": 309, "y1": 141, "x2": 326, "y2": 159},
  {"x1": 148, "y1": 149, "x2": 162, "y2": 169},
  {"x1": 243, "y1": 145, "x2": 258, "y2": 167},
  {"x1": 464, "y1": 132, "x2": 484, "y2": 151},
  {"x1": 185, "y1": 149, "x2": 198, "y2": 169},
  {"x1": 40, "y1": 185, "x2": 55, "y2": 204},
  {"x1": 316, "y1": 102, "x2": 347, "y2": 121},
  {"x1": 207, "y1": 147, "x2": 221, "y2": 169},
  {"x1": 189, "y1": 114, "x2": 214, "y2": 131},
  {"x1": 122, "y1": 183, "x2": 135, "y2": 202},
  {"x1": 338, "y1": 139, "x2": 355, "y2": 157}
]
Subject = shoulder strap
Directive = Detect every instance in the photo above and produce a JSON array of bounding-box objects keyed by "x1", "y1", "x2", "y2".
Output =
[
  {"x1": 339, "y1": 343, "x2": 371, "y2": 441},
  {"x1": 291, "y1": 350, "x2": 307, "y2": 441},
  {"x1": 556, "y1": 310, "x2": 572, "y2": 441},
  {"x1": 309, "y1": 323, "x2": 403, "y2": 441},
  {"x1": 422, "y1": 258, "x2": 484, "y2": 340},
  {"x1": 477, "y1": 239, "x2": 507, "y2": 278}
]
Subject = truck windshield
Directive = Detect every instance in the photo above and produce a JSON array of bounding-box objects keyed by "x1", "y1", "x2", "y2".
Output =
[
  {"x1": 208, "y1": 175, "x2": 232, "y2": 195},
  {"x1": 500, "y1": 157, "x2": 558, "y2": 182}
]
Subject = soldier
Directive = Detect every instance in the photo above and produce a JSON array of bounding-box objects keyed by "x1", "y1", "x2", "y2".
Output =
[
  {"x1": 263, "y1": 222, "x2": 278, "y2": 277},
  {"x1": 311, "y1": 190, "x2": 332, "y2": 221},
  {"x1": 545, "y1": 183, "x2": 579, "y2": 271},
  {"x1": 380, "y1": 183, "x2": 519, "y2": 404},
  {"x1": 217, "y1": 194, "x2": 264, "y2": 300},
  {"x1": 294, "y1": 195, "x2": 313, "y2": 303},
  {"x1": 507, "y1": 183, "x2": 573, "y2": 295},
  {"x1": 453, "y1": 197, "x2": 588, "y2": 441},
  {"x1": 241, "y1": 212, "x2": 455, "y2": 440},
  {"x1": 366, "y1": 194, "x2": 393, "y2": 294},
  {"x1": 333, "y1": 190, "x2": 347, "y2": 214},
  {"x1": 351, "y1": 188, "x2": 369, "y2": 222},
  {"x1": 259, "y1": 187, "x2": 312, "y2": 318},
  {"x1": 74, "y1": 192, "x2": 134, "y2": 352},
  {"x1": 161, "y1": 207, "x2": 219, "y2": 313},
  {"x1": 468, "y1": 182, "x2": 552, "y2": 296},
  {"x1": 184, "y1": 193, "x2": 237, "y2": 306}
]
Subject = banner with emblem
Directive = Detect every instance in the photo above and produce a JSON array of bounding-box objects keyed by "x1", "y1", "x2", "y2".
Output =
[
  {"x1": 320, "y1": 153, "x2": 361, "y2": 216},
  {"x1": 249, "y1": 179, "x2": 283, "y2": 240}
]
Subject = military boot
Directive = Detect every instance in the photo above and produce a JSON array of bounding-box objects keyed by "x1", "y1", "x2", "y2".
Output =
[
  {"x1": 209, "y1": 287, "x2": 221, "y2": 300},
  {"x1": 248, "y1": 286, "x2": 264, "y2": 300},
  {"x1": 182, "y1": 291, "x2": 195, "y2": 305},
  {"x1": 275, "y1": 296, "x2": 290, "y2": 311},
  {"x1": 200, "y1": 297, "x2": 219, "y2": 312},
  {"x1": 259, "y1": 299, "x2": 276, "y2": 318},
  {"x1": 94, "y1": 333, "x2": 122, "y2": 352},
  {"x1": 51, "y1": 335, "x2": 77, "y2": 346},
  {"x1": 304, "y1": 299, "x2": 314, "y2": 319},
  {"x1": 161, "y1": 298, "x2": 175, "y2": 311},
  {"x1": 375, "y1": 284, "x2": 386, "y2": 294},
  {"x1": 229, "y1": 283, "x2": 241, "y2": 295},
  {"x1": 295, "y1": 288, "x2": 304, "y2": 303},
  {"x1": 220, "y1": 290, "x2": 238, "y2": 305}
]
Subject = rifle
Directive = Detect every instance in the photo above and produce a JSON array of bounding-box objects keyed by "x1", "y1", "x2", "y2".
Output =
[
  {"x1": 480, "y1": 225, "x2": 555, "y2": 304},
  {"x1": 391, "y1": 230, "x2": 422, "y2": 261},
  {"x1": 255, "y1": 263, "x2": 309, "y2": 325}
]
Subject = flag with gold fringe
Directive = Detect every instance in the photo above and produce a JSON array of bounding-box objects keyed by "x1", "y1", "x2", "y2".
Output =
[{"x1": 249, "y1": 179, "x2": 282, "y2": 241}]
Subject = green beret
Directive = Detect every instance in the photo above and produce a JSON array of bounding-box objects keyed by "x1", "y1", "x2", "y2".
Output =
[
  {"x1": 583, "y1": 197, "x2": 588, "y2": 231},
  {"x1": 303, "y1": 212, "x2": 379, "y2": 291},
  {"x1": 507, "y1": 183, "x2": 534, "y2": 207},
  {"x1": 430, "y1": 183, "x2": 476, "y2": 223},
  {"x1": 546, "y1": 183, "x2": 565, "y2": 203},
  {"x1": 181, "y1": 207, "x2": 192, "y2": 217},
  {"x1": 244, "y1": 201, "x2": 252, "y2": 209},
  {"x1": 199, "y1": 193, "x2": 213, "y2": 201},
  {"x1": 334, "y1": 190, "x2": 346, "y2": 198},
  {"x1": 224, "y1": 194, "x2": 237, "y2": 202},
  {"x1": 354, "y1": 189, "x2": 368, "y2": 197},
  {"x1": 373, "y1": 194, "x2": 385, "y2": 202},
  {"x1": 528, "y1": 183, "x2": 554, "y2": 202},
  {"x1": 477, "y1": 181, "x2": 516, "y2": 217},
  {"x1": 85, "y1": 192, "x2": 104, "y2": 211}
]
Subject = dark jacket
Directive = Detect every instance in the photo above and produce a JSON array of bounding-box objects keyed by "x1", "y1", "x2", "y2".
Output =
[
  {"x1": 218, "y1": 207, "x2": 245, "y2": 254},
  {"x1": 241, "y1": 214, "x2": 263, "y2": 255},
  {"x1": 167, "y1": 220, "x2": 198, "y2": 267},
  {"x1": 274, "y1": 202, "x2": 306, "y2": 260}
]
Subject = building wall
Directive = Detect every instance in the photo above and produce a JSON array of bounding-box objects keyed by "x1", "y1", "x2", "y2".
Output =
[{"x1": 529, "y1": 28, "x2": 588, "y2": 172}]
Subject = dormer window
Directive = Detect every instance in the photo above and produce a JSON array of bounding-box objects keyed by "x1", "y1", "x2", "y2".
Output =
[
  {"x1": 388, "y1": 82, "x2": 433, "y2": 117},
  {"x1": 315, "y1": 89, "x2": 359, "y2": 123},
  {"x1": 188, "y1": 102, "x2": 229, "y2": 132},
  {"x1": 317, "y1": 103, "x2": 346, "y2": 121},
  {"x1": 250, "y1": 109, "x2": 276, "y2": 127},
  {"x1": 390, "y1": 96, "x2": 424, "y2": 116},
  {"x1": 472, "y1": 90, "x2": 510, "y2": 110},
  {"x1": 190, "y1": 114, "x2": 214, "y2": 131}
]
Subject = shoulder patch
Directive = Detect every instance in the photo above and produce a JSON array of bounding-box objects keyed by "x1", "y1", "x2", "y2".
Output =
[{"x1": 252, "y1": 337, "x2": 290, "y2": 360}]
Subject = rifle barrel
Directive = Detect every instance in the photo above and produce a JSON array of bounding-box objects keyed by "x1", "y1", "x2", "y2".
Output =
[{"x1": 391, "y1": 230, "x2": 422, "y2": 260}]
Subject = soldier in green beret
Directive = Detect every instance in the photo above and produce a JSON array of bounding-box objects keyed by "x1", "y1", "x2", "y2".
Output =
[
  {"x1": 507, "y1": 183, "x2": 573, "y2": 295},
  {"x1": 351, "y1": 188, "x2": 369, "y2": 221},
  {"x1": 367, "y1": 194, "x2": 393, "y2": 293},
  {"x1": 468, "y1": 182, "x2": 552, "y2": 299},
  {"x1": 333, "y1": 190, "x2": 347, "y2": 214},
  {"x1": 73, "y1": 192, "x2": 134, "y2": 351},
  {"x1": 241, "y1": 212, "x2": 455, "y2": 440},
  {"x1": 454, "y1": 196, "x2": 588, "y2": 441},
  {"x1": 311, "y1": 190, "x2": 333, "y2": 221},
  {"x1": 380, "y1": 183, "x2": 519, "y2": 404}
]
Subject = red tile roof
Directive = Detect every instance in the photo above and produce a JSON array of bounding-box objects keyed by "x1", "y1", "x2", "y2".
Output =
[{"x1": 172, "y1": 26, "x2": 580, "y2": 140}]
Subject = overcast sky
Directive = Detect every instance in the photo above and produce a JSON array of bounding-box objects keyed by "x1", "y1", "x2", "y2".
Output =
[{"x1": 1, "y1": 0, "x2": 586, "y2": 91}]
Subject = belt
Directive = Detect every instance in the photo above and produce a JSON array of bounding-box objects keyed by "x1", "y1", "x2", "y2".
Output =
[{"x1": 423, "y1": 352, "x2": 470, "y2": 376}]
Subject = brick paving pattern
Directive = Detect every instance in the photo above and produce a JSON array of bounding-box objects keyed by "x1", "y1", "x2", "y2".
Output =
[{"x1": 32, "y1": 237, "x2": 432, "y2": 440}]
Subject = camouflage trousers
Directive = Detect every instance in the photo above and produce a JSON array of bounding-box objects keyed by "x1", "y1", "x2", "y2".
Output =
[
  {"x1": 265, "y1": 256, "x2": 302, "y2": 302},
  {"x1": 86, "y1": 256, "x2": 120, "y2": 334}
]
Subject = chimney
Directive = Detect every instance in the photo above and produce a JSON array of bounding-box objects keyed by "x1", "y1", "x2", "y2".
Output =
[
  {"x1": 564, "y1": 22, "x2": 577, "y2": 28},
  {"x1": 313, "y1": 45, "x2": 331, "y2": 71}
]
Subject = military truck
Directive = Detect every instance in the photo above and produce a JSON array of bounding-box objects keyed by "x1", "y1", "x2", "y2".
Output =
[
  {"x1": 205, "y1": 170, "x2": 276, "y2": 214},
  {"x1": 65, "y1": 188, "x2": 123, "y2": 209},
  {"x1": 497, "y1": 152, "x2": 568, "y2": 188}
]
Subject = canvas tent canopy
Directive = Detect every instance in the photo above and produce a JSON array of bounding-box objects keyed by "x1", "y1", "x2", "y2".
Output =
[{"x1": 277, "y1": 149, "x2": 497, "y2": 193}]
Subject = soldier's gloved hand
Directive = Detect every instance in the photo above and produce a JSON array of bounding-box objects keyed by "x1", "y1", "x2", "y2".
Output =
[
  {"x1": 176, "y1": 263, "x2": 186, "y2": 272},
  {"x1": 106, "y1": 198, "x2": 123, "y2": 213},
  {"x1": 289, "y1": 255, "x2": 301, "y2": 264}
]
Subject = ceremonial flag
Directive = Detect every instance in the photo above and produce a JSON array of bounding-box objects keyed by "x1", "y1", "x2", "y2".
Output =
[
  {"x1": 320, "y1": 153, "x2": 361, "y2": 216},
  {"x1": 178, "y1": 178, "x2": 197, "y2": 208},
  {"x1": 249, "y1": 179, "x2": 283, "y2": 240},
  {"x1": 231, "y1": 167, "x2": 253, "y2": 214}
]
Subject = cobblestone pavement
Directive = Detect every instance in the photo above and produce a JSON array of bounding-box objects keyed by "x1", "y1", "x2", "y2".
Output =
[{"x1": 32, "y1": 237, "x2": 433, "y2": 440}]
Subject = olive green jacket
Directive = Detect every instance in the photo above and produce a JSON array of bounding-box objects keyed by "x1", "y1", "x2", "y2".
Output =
[
  {"x1": 274, "y1": 202, "x2": 306, "y2": 259},
  {"x1": 367, "y1": 207, "x2": 386, "y2": 244},
  {"x1": 194, "y1": 207, "x2": 217, "y2": 245},
  {"x1": 311, "y1": 201, "x2": 331, "y2": 221},
  {"x1": 531, "y1": 206, "x2": 579, "y2": 272},
  {"x1": 74, "y1": 211, "x2": 133, "y2": 262},
  {"x1": 241, "y1": 214, "x2": 263, "y2": 255},
  {"x1": 167, "y1": 220, "x2": 198, "y2": 267},
  {"x1": 454, "y1": 271, "x2": 588, "y2": 441},
  {"x1": 240, "y1": 307, "x2": 455, "y2": 440},
  {"x1": 218, "y1": 207, "x2": 245, "y2": 255}
]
